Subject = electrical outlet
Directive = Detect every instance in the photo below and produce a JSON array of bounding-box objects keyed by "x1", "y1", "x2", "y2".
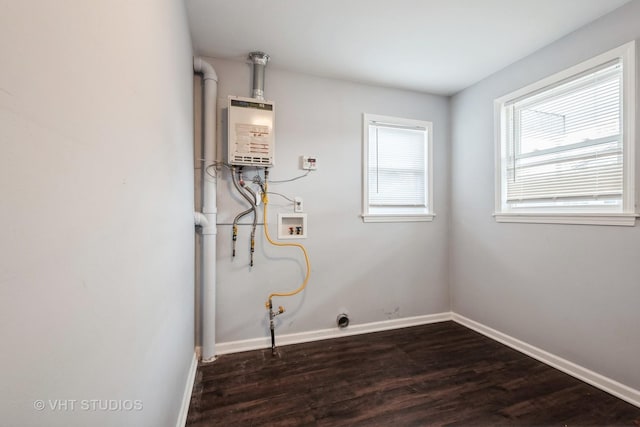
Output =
[
  {"x1": 301, "y1": 156, "x2": 317, "y2": 170},
  {"x1": 294, "y1": 197, "x2": 303, "y2": 212}
]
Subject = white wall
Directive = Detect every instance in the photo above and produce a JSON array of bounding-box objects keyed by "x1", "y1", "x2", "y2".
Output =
[
  {"x1": 0, "y1": 1, "x2": 195, "y2": 426},
  {"x1": 199, "y1": 58, "x2": 450, "y2": 345},
  {"x1": 451, "y1": 0, "x2": 640, "y2": 391}
]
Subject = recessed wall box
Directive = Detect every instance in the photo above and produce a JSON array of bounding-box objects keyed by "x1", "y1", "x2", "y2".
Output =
[
  {"x1": 228, "y1": 95, "x2": 275, "y2": 166},
  {"x1": 277, "y1": 213, "x2": 307, "y2": 239}
]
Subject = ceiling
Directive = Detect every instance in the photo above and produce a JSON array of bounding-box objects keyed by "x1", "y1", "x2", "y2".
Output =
[{"x1": 186, "y1": 0, "x2": 630, "y2": 95}]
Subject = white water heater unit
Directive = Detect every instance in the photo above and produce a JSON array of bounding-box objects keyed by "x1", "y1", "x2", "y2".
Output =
[{"x1": 228, "y1": 95, "x2": 275, "y2": 166}]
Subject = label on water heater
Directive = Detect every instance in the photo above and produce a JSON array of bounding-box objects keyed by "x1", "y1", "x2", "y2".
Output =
[
  {"x1": 228, "y1": 96, "x2": 275, "y2": 166},
  {"x1": 230, "y1": 99, "x2": 273, "y2": 111}
]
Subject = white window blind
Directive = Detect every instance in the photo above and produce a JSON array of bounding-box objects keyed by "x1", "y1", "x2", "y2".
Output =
[
  {"x1": 368, "y1": 123, "x2": 427, "y2": 207},
  {"x1": 494, "y1": 41, "x2": 636, "y2": 225},
  {"x1": 505, "y1": 60, "x2": 623, "y2": 209},
  {"x1": 362, "y1": 114, "x2": 433, "y2": 222}
]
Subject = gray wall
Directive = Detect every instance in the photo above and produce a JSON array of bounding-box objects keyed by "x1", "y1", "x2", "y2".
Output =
[
  {"x1": 0, "y1": 1, "x2": 195, "y2": 426},
  {"x1": 200, "y1": 58, "x2": 450, "y2": 345},
  {"x1": 451, "y1": 0, "x2": 640, "y2": 390}
]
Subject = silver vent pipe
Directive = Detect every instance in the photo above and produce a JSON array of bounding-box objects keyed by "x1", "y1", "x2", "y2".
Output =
[{"x1": 249, "y1": 51, "x2": 270, "y2": 100}]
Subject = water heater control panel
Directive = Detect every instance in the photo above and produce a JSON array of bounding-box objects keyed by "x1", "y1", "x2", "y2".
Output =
[{"x1": 228, "y1": 96, "x2": 275, "y2": 166}]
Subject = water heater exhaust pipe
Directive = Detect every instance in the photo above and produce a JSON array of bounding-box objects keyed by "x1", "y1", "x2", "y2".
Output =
[{"x1": 249, "y1": 51, "x2": 270, "y2": 100}]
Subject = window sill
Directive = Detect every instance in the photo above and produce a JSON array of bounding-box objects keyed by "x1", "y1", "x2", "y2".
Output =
[
  {"x1": 493, "y1": 212, "x2": 637, "y2": 226},
  {"x1": 361, "y1": 213, "x2": 435, "y2": 223}
]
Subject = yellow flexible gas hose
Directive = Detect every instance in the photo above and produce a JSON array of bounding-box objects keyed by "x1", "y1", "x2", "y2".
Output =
[{"x1": 262, "y1": 186, "x2": 311, "y2": 308}]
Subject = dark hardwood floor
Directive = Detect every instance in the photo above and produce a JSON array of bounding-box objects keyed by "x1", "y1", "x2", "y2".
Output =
[{"x1": 186, "y1": 321, "x2": 640, "y2": 426}]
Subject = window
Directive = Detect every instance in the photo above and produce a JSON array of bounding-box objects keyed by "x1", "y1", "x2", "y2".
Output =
[
  {"x1": 494, "y1": 41, "x2": 636, "y2": 226},
  {"x1": 362, "y1": 114, "x2": 434, "y2": 222}
]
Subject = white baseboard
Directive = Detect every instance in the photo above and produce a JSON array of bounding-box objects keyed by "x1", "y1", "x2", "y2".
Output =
[
  {"x1": 210, "y1": 311, "x2": 640, "y2": 409},
  {"x1": 175, "y1": 352, "x2": 198, "y2": 427},
  {"x1": 215, "y1": 312, "x2": 452, "y2": 355},
  {"x1": 452, "y1": 313, "x2": 640, "y2": 409}
]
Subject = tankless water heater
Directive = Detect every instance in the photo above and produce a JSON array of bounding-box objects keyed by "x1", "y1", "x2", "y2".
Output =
[{"x1": 227, "y1": 95, "x2": 275, "y2": 166}]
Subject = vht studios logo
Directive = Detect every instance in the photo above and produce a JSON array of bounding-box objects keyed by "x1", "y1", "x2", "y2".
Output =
[{"x1": 33, "y1": 399, "x2": 143, "y2": 411}]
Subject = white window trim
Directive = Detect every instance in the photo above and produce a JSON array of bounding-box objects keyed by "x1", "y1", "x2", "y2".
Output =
[
  {"x1": 361, "y1": 113, "x2": 435, "y2": 223},
  {"x1": 494, "y1": 41, "x2": 637, "y2": 226},
  {"x1": 493, "y1": 212, "x2": 637, "y2": 226},
  {"x1": 362, "y1": 213, "x2": 435, "y2": 223}
]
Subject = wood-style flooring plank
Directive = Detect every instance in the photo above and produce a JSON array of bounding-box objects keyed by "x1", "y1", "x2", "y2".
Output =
[{"x1": 186, "y1": 321, "x2": 640, "y2": 426}]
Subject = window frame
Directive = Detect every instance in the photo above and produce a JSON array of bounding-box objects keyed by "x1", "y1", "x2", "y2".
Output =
[
  {"x1": 494, "y1": 41, "x2": 637, "y2": 226},
  {"x1": 361, "y1": 113, "x2": 435, "y2": 223}
]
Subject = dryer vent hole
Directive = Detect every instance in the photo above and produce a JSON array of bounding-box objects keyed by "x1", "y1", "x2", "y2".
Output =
[{"x1": 337, "y1": 314, "x2": 349, "y2": 328}]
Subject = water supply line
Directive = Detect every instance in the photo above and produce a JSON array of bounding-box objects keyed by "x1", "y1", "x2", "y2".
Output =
[
  {"x1": 232, "y1": 209, "x2": 252, "y2": 258},
  {"x1": 231, "y1": 166, "x2": 258, "y2": 266},
  {"x1": 261, "y1": 169, "x2": 311, "y2": 354},
  {"x1": 232, "y1": 209, "x2": 250, "y2": 257},
  {"x1": 193, "y1": 57, "x2": 218, "y2": 361}
]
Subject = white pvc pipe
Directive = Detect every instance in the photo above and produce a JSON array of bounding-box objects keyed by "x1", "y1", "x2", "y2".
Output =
[
  {"x1": 193, "y1": 212, "x2": 208, "y2": 227},
  {"x1": 194, "y1": 57, "x2": 218, "y2": 361}
]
